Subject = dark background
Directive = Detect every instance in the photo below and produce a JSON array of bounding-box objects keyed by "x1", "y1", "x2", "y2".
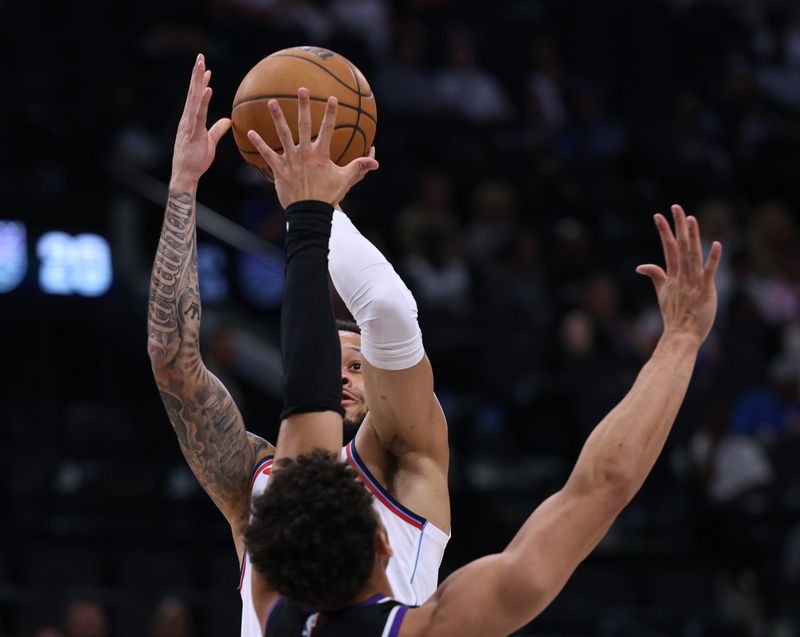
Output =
[{"x1": 2, "y1": 0, "x2": 800, "y2": 636}]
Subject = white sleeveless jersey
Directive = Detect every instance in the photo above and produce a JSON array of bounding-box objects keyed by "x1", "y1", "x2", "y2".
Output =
[{"x1": 239, "y1": 440, "x2": 449, "y2": 637}]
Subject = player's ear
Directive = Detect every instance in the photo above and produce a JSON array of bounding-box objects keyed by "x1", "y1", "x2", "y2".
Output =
[{"x1": 376, "y1": 526, "x2": 393, "y2": 558}]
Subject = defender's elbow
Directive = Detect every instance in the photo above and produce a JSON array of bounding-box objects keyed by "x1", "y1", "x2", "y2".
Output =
[
  {"x1": 598, "y1": 467, "x2": 638, "y2": 509},
  {"x1": 569, "y1": 461, "x2": 638, "y2": 511}
]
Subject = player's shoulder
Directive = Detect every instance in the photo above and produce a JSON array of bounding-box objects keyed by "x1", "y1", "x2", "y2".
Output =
[{"x1": 396, "y1": 603, "x2": 433, "y2": 637}]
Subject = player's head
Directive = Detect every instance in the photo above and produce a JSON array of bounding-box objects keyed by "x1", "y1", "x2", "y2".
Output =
[
  {"x1": 337, "y1": 320, "x2": 368, "y2": 440},
  {"x1": 245, "y1": 450, "x2": 392, "y2": 610}
]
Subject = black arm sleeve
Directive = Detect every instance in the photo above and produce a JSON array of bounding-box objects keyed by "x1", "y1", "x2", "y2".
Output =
[{"x1": 280, "y1": 200, "x2": 345, "y2": 420}]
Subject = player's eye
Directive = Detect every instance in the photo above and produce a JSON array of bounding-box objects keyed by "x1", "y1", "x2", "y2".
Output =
[{"x1": 350, "y1": 361, "x2": 362, "y2": 372}]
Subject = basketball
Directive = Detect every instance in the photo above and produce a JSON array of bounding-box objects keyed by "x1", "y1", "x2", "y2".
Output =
[{"x1": 231, "y1": 46, "x2": 377, "y2": 173}]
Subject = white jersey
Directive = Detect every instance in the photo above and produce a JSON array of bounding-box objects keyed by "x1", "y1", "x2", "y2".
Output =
[{"x1": 239, "y1": 440, "x2": 450, "y2": 637}]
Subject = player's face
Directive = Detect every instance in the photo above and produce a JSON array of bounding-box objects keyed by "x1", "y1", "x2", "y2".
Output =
[{"x1": 340, "y1": 331, "x2": 368, "y2": 440}]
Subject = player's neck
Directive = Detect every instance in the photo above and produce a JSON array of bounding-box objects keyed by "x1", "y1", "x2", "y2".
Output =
[{"x1": 350, "y1": 568, "x2": 394, "y2": 605}]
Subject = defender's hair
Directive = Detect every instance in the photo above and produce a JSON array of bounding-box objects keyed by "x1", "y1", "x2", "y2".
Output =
[{"x1": 245, "y1": 450, "x2": 377, "y2": 610}]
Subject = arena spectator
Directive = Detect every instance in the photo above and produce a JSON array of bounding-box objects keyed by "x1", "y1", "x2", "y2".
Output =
[
  {"x1": 150, "y1": 597, "x2": 194, "y2": 637},
  {"x1": 63, "y1": 600, "x2": 109, "y2": 637}
]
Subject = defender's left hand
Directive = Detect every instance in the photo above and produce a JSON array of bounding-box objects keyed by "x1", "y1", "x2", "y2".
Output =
[
  {"x1": 170, "y1": 54, "x2": 232, "y2": 193},
  {"x1": 636, "y1": 204, "x2": 722, "y2": 346}
]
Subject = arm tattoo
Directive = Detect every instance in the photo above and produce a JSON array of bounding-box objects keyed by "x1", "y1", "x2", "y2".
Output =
[
  {"x1": 248, "y1": 433, "x2": 276, "y2": 460},
  {"x1": 147, "y1": 192, "x2": 256, "y2": 521},
  {"x1": 147, "y1": 193, "x2": 197, "y2": 364}
]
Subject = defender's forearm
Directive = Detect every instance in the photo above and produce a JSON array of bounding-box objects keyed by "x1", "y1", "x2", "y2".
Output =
[
  {"x1": 491, "y1": 333, "x2": 701, "y2": 631},
  {"x1": 570, "y1": 332, "x2": 700, "y2": 498},
  {"x1": 275, "y1": 201, "x2": 344, "y2": 463},
  {"x1": 147, "y1": 190, "x2": 200, "y2": 368},
  {"x1": 146, "y1": 188, "x2": 255, "y2": 521}
]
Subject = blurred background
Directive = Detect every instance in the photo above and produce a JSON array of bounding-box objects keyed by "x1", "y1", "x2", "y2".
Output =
[{"x1": 2, "y1": 0, "x2": 800, "y2": 635}]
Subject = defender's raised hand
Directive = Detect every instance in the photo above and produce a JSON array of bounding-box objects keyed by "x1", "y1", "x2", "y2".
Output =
[
  {"x1": 171, "y1": 54, "x2": 232, "y2": 193},
  {"x1": 247, "y1": 88, "x2": 379, "y2": 208},
  {"x1": 636, "y1": 204, "x2": 723, "y2": 345}
]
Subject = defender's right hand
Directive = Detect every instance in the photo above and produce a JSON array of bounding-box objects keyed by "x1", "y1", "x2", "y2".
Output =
[
  {"x1": 247, "y1": 88, "x2": 379, "y2": 208},
  {"x1": 636, "y1": 204, "x2": 722, "y2": 346}
]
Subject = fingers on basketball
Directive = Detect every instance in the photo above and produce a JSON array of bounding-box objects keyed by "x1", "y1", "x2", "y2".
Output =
[
  {"x1": 297, "y1": 88, "x2": 313, "y2": 146},
  {"x1": 248, "y1": 129, "x2": 281, "y2": 169},
  {"x1": 342, "y1": 153, "x2": 379, "y2": 190},
  {"x1": 231, "y1": 49, "x2": 377, "y2": 170},
  {"x1": 267, "y1": 99, "x2": 296, "y2": 155},
  {"x1": 315, "y1": 97, "x2": 339, "y2": 155}
]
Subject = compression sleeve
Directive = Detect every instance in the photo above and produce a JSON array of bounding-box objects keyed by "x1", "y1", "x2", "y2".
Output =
[
  {"x1": 329, "y1": 209, "x2": 424, "y2": 371},
  {"x1": 280, "y1": 200, "x2": 345, "y2": 420}
]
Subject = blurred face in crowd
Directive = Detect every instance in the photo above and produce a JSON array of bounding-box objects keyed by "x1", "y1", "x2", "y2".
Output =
[
  {"x1": 340, "y1": 331, "x2": 368, "y2": 441},
  {"x1": 561, "y1": 311, "x2": 595, "y2": 358},
  {"x1": 151, "y1": 597, "x2": 193, "y2": 637},
  {"x1": 64, "y1": 601, "x2": 108, "y2": 637}
]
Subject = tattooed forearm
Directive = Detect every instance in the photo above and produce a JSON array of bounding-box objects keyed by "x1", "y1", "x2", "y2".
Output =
[
  {"x1": 147, "y1": 191, "x2": 258, "y2": 523},
  {"x1": 147, "y1": 193, "x2": 197, "y2": 366}
]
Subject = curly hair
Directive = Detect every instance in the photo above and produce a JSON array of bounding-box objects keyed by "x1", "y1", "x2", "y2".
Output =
[{"x1": 244, "y1": 449, "x2": 378, "y2": 610}]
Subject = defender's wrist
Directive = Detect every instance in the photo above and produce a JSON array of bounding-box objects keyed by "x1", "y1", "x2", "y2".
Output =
[
  {"x1": 169, "y1": 173, "x2": 199, "y2": 196},
  {"x1": 658, "y1": 330, "x2": 703, "y2": 353}
]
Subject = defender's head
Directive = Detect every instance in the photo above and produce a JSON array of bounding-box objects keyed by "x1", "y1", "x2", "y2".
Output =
[
  {"x1": 337, "y1": 320, "x2": 368, "y2": 440},
  {"x1": 245, "y1": 450, "x2": 391, "y2": 610}
]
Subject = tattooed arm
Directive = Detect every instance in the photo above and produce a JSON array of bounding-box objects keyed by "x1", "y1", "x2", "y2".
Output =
[{"x1": 146, "y1": 55, "x2": 271, "y2": 564}]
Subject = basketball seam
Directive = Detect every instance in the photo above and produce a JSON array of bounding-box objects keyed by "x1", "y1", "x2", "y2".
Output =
[
  {"x1": 236, "y1": 54, "x2": 373, "y2": 100},
  {"x1": 351, "y1": 126, "x2": 367, "y2": 149},
  {"x1": 349, "y1": 61, "x2": 371, "y2": 157},
  {"x1": 334, "y1": 62, "x2": 361, "y2": 164},
  {"x1": 232, "y1": 94, "x2": 377, "y2": 125}
]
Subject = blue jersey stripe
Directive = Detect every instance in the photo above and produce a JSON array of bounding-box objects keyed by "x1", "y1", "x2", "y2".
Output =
[
  {"x1": 408, "y1": 521, "x2": 427, "y2": 605},
  {"x1": 250, "y1": 455, "x2": 274, "y2": 485}
]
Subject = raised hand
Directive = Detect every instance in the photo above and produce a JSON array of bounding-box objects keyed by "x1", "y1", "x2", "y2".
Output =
[
  {"x1": 247, "y1": 88, "x2": 379, "y2": 208},
  {"x1": 171, "y1": 54, "x2": 232, "y2": 193},
  {"x1": 636, "y1": 204, "x2": 723, "y2": 345}
]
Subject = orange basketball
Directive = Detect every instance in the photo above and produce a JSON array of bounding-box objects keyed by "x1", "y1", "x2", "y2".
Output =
[{"x1": 231, "y1": 46, "x2": 377, "y2": 173}]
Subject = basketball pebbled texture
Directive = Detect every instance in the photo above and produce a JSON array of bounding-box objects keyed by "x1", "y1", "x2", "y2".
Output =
[{"x1": 231, "y1": 46, "x2": 377, "y2": 172}]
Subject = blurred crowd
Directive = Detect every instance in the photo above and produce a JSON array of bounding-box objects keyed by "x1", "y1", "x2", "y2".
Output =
[
  {"x1": 31, "y1": 597, "x2": 192, "y2": 637},
  {"x1": 3, "y1": 0, "x2": 800, "y2": 635}
]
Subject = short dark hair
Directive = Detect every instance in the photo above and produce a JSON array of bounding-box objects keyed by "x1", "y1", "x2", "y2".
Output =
[
  {"x1": 244, "y1": 450, "x2": 377, "y2": 610},
  {"x1": 336, "y1": 319, "x2": 361, "y2": 335}
]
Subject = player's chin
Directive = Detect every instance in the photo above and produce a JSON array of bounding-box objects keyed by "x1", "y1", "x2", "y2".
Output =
[
  {"x1": 342, "y1": 403, "x2": 360, "y2": 421},
  {"x1": 343, "y1": 405, "x2": 367, "y2": 429}
]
